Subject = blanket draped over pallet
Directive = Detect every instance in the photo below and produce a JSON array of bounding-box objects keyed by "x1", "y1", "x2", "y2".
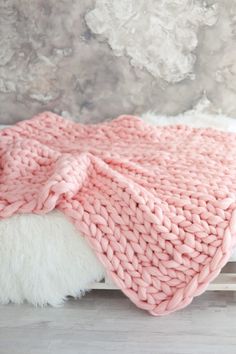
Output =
[{"x1": 1, "y1": 112, "x2": 236, "y2": 316}]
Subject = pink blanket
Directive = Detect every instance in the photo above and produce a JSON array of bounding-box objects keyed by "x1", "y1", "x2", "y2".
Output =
[{"x1": 1, "y1": 112, "x2": 236, "y2": 316}]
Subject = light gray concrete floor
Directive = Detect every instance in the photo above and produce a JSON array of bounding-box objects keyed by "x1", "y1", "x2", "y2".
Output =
[{"x1": 0, "y1": 290, "x2": 236, "y2": 354}]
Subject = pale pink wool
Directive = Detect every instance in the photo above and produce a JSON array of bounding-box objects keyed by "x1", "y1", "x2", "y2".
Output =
[{"x1": 1, "y1": 112, "x2": 236, "y2": 316}]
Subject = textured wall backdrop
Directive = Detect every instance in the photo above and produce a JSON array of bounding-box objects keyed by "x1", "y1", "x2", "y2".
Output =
[{"x1": 0, "y1": 0, "x2": 236, "y2": 124}]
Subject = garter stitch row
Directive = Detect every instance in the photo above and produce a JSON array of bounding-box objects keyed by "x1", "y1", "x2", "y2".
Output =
[{"x1": 1, "y1": 112, "x2": 236, "y2": 316}]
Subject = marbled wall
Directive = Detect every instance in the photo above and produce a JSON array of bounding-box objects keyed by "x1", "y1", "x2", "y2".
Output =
[{"x1": 0, "y1": 0, "x2": 235, "y2": 124}]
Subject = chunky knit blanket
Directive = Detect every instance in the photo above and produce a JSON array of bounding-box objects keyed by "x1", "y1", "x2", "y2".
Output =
[{"x1": 1, "y1": 112, "x2": 236, "y2": 316}]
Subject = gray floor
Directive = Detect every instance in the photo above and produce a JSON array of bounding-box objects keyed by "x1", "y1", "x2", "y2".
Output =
[{"x1": 0, "y1": 291, "x2": 236, "y2": 354}]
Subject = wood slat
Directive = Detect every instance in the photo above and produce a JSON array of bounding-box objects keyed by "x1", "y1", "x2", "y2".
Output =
[{"x1": 89, "y1": 273, "x2": 236, "y2": 291}]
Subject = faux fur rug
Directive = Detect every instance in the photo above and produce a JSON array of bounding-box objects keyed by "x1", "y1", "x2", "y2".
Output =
[{"x1": 1, "y1": 112, "x2": 236, "y2": 310}]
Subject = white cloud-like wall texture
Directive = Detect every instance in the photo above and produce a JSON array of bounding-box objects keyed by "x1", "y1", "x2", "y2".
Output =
[
  {"x1": 0, "y1": 1, "x2": 236, "y2": 123},
  {"x1": 86, "y1": 0, "x2": 218, "y2": 83}
]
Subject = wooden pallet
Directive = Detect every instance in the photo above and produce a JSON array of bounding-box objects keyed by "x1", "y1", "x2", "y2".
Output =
[{"x1": 89, "y1": 262, "x2": 236, "y2": 291}]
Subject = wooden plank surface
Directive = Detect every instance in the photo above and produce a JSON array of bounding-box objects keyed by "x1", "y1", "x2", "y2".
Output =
[{"x1": 0, "y1": 291, "x2": 236, "y2": 354}]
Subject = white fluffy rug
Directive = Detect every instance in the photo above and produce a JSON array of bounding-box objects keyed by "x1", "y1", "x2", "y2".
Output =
[{"x1": 1, "y1": 112, "x2": 236, "y2": 306}]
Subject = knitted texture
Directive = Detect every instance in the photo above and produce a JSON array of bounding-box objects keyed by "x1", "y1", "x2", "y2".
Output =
[{"x1": 1, "y1": 112, "x2": 236, "y2": 316}]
